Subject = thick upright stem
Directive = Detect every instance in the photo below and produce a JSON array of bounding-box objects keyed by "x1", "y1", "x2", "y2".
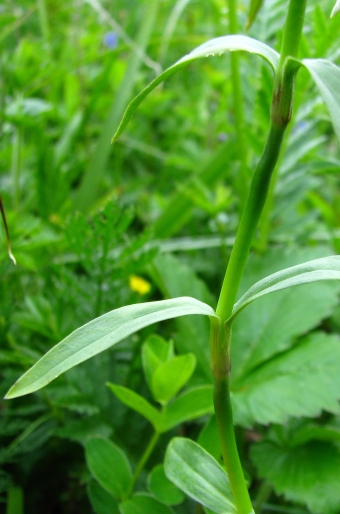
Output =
[
  {"x1": 211, "y1": 3, "x2": 308, "y2": 513},
  {"x1": 210, "y1": 319, "x2": 253, "y2": 514}
]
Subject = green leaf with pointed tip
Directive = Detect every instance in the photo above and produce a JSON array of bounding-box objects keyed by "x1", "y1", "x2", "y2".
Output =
[
  {"x1": 148, "y1": 464, "x2": 185, "y2": 506},
  {"x1": 112, "y1": 35, "x2": 279, "y2": 141},
  {"x1": 119, "y1": 493, "x2": 174, "y2": 514},
  {"x1": 231, "y1": 255, "x2": 340, "y2": 321},
  {"x1": 331, "y1": 0, "x2": 340, "y2": 17},
  {"x1": 164, "y1": 438, "x2": 237, "y2": 514},
  {"x1": 5, "y1": 297, "x2": 216, "y2": 399},
  {"x1": 247, "y1": 0, "x2": 264, "y2": 29},
  {"x1": 251, "y1": 439, "x2": 340, "y2": 514},
  {"x1": 151, "y1": 354, "x2": 196, "y2": 404},
  {"x1": 87, "y1": 482, "x2": 119, "y2": 514},
  {"x1": 107, "y1": 384, "x2": 163, "y2": 432},
  {"x1": 142, "y1": 335, "x2": 174, "y2": 393},
  {"x1": 301, "y1": 59, "x2": 340, "y2": 142},
  {"x1": 85, "y1": 437, "x2": 132, "y2": 501},
  {"x1": 162, "y1": 385, "x2": 214, "y2": 431}
]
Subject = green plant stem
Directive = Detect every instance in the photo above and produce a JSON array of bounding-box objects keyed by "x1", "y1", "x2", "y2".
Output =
[
  {"x1": 211, "y1": 2, "x2": 308, "y2": 513},
  {"x1": 37, "y1": 0, "x2": 50, "y2": 47},
  {"x1": 127, "y1": 430, "x2": 160, "y2": 497},
  {"x1": 210, "y1": 318, "x2": 252, "y2": 514},
  {"x1": 227, "y1": 0, "x2": 249, "y2": 210},
  {"x1": 216, "y1": 122, "x2": 285, "y2": 322}
]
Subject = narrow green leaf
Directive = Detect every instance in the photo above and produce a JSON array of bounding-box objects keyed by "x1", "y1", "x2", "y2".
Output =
[
  {"x1": 232, "y1": 255, "x2": 340, "y2": 320},
  {"x1": 151, "y1": 354, "x2": 196, "y2": 404},
  {"x1": 247, "y1": 0, "x2": 265, "y2": 29},
  {"x1": 148, "y1": 464, "x2": 185, "y2": 506},
  {"x1": 87, "y1": 482, "x2": 119, "y2": 514},
  {"x1": 164, "y1": 438, "x2": 236, "y2": 513},
  {"x1": 119, "y1": 493, "x2": 174, "y2": 514},
  {"x1": 85, "y1": 437, "x2": 132, "y2": 501},
  {"x1": 112, "y1": 36, "x2": 279, "y2": 141},
  {"x1": 331, "y1": 0, "x2": 340, "y2": 17},
  {"x1": 5, "y1": 297, "x2": 216, "y2": 399},
  {"x1": 107, "y1": 383, "x2": 163, "y2": 432},
  {"x1": 301, "y1": 59, "x2": 340, "y2": 142},
  {"x1": 162, "y1": 385, "x2": 214, "y2": 431}
]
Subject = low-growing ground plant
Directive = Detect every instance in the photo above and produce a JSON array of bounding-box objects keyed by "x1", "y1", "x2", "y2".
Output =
[{"x1": 4, "y1": 1, "x2": 340, "y2": 513}]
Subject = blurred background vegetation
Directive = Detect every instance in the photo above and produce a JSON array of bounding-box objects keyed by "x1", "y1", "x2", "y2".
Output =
[{"x1": 1, "y1": 1, "x2": 340, "y2": 513}]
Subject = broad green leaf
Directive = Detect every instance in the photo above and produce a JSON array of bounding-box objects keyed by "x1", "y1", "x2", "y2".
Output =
[
  {"x1": 147, "y1": 464, "x2": 185, "y2": 506},
  {"x1": 231, "y1": 247, "x2": 340, "y2": 387},
  {"x1": 301, "y1": 59, "x2": 340, "y2": 142},
  {"x1": 162, "y1": 385, "x2": 214, "y2": 431},
  {"x1": 142, "y1": 335, "x2": 174, "y2": 393},
  {"x1": 290, "y1": 425, "x2": 340, "y2": 447},
  {"x1": 112, "y1": 35, "x2": 279, "y2": 141},
  {"x1": 87, "y1": 482, "x2": 119, "y2": 514},
  {"x1": 5, "y1": 297, "x2": 216, "y2": 399},
  {"x1": 231, "y1": 255, "x2": 340, "y2": 320},
  {"x1": 331, "y1": 0, "x2": 340, "y2": 17},
  {"x1": 151, "y1": 354, "x2": 196, "y2": 404},
  {"x1": 233, "y1": 332, "x2": 340, "y2": 426},
  {"x1": 85, "y1": 437, "x2": 132, "y2": 500},
  {"x1": 251, "y1": 439, "x2": 340, "y2": 513},
  {"x1": 247, "y1": 0, "x2": 265, "y2": 29},
  {"x1": 164, "y1": 438, "x2": 236, "y2": 514},
  {"x1": 107, "y1": 384, "x2": 163, "y2": 432},
  {"x1": 119, "y1": 493, "x2": 174, "y2": 514}
]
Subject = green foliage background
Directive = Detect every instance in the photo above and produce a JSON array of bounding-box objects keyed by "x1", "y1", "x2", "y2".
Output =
[{"x1": 1, "y1": 0, "x2": 340, "y2": 513}]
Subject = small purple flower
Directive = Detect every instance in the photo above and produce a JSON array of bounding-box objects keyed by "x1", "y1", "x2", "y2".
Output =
[{"x1": 103, "y1": 32, "x2": 118, "y2": 50}]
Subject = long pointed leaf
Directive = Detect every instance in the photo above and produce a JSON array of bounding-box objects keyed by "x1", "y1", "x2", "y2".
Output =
[
  {"x1": 5, "y1": 297, "x2": 216, "y2": 399},
  {"x1": 165, "y1": 438, "x2": 237, "y2": 513},
  {"x1": 232, "y1": 256, "x2": 340, "y2": 320},
  {"x1": 331, "y1": 0, "x2": 340, "y2": 17},
  {"x1": 112, "y1": 35, "x2": 279, "y2": 141},
  {"x1": 301, "y1": 59, "x2": 340, "y2": 142}
]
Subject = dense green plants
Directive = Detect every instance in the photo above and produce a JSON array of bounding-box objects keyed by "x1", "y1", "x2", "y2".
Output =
[{"x1": 2, "y1": 1, "x2": 340, "y2": 513}]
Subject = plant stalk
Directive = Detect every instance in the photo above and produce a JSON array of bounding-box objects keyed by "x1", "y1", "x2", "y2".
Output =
[
  {"x1": 211, "y1": 2, "x2": 308, "y2": 513},
  {"x1": 127, "y1": 430, "x2": 160, "y2": 497}
]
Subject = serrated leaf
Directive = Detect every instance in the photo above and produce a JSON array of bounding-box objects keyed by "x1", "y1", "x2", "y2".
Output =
[
  {"x1": 151, "y1": 354, "x2": 196, "y2": 404},
  {"x1": 5, "y1": 297, "x2": 216, "y2": 399},
  {"x1": 164, "y1": 438, "x2": 237, "y2": 514},
  {"x1": 119, "y1": 493, "x2": 174, "y2": 514},
  {"x1": 247, "y1": 0, "x2": 264, "y2": 29},
  {"x1": 231, "y1": 255, "x2": 340, "y2": 320},
  {"x1": 251, "y1": 439, "x2": 340, "y2": 513},
  {"x1": 331, "y1": 0, "x2": 340, "y2": 17},
  {"x1": 87, "y1": 482, "x2": 119, "y2": 514},
  {"x1": 85, "y1": 437, "x2": 132, "y2": 500},
  {"x1": 148, "y1": 464, "x2": 185, "y2": 506},
  {"x1": 233, "y1": 332, "x2": 340, "y2": 426},
  {"x1": 162, "y1": 385, "x2": 214, "y2": 431},
  {"x1": 107, "y1": 384, "x2": 163, "y2": 432},
  {"x1": 112, "y1": 36, "x2": 279, "y2": 141},
  {"x1": 301, "y1": 59, "x2": 340, "y2": 142}
]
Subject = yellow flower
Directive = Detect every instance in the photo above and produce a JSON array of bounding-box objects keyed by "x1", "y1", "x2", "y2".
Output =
[{"x1": 129, "y1": 275, "x2": 151, "y2": 295}]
